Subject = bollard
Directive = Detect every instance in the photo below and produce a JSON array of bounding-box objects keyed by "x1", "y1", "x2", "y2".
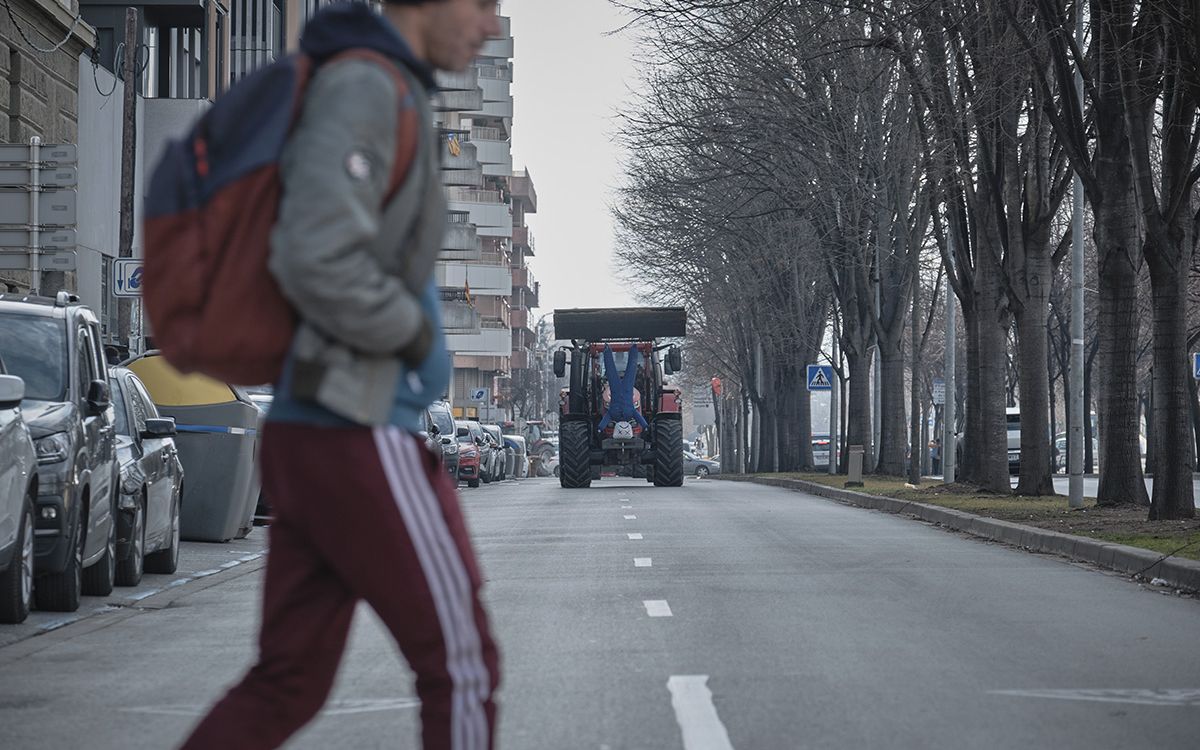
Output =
[{"x1": 845, "y1": 444, "x2": 864, "y2": 488}]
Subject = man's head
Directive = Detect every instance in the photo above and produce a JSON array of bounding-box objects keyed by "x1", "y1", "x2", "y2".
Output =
[{"x1": 385, "y1": 0, "x2": 503, "y2": 72}]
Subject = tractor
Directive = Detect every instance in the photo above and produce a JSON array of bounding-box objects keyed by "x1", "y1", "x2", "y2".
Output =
[{"x1": 552, "y1": 307, "x2": 686, "y2": 488}]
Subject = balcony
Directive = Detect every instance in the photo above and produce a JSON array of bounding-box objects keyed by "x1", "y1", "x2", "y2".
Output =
[
  {"x1": 435, "y1": 88, "x2": 484, "y2": 113},
  {"x1": 510, "y1": 348, "x2": 534, "y2": 370},
  {"x1": 436, "y1": 260, "x2": 512, "y2": 296},
  {"x1": 510, "y1": 307, "x2": 530, "y2": 332},
  {"x1": 436, "y1": 67, "x2": 479, "y2": 92},
  {"x1": 441, "y1": 141, "x2": 483, "y2": 187},
  {"x1": 447, "y1": 323, "x2": 512, "y2": 358},
  {"x1": 480, "y1": 17, "x2": 513, "y2": 59},
  {"x1": 440, "y1": 299, "x2": 481, "y2": 333},
  {"x1": 479, "y1": 76, "x2": 511, "y2": 105},
  {"x1": 511, "y1": 225, "x2": 535, "y2": 255},
  {"x1": 470, "y1": 130, "x2": 513, "y2": 177},
  {"x1": 442, "y1": 221, "x2": 480, "y2": 259},
  {"x1": 445, "y1": 188, "x2": 512, "y2": 238},
  {"x1": 509, "y1": 171, "x2": 538, "y2": 213},
  {"x1": 512, "y1": 266, "x2": 536, "y2": 293}
]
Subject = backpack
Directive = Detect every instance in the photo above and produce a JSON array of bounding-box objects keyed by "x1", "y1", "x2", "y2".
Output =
[{"x1": 142, "y1": 49, "x2": 417, "y2": 386}]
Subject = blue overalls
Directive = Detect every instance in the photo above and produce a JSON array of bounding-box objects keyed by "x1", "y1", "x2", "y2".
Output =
[{"x1": 597, "y1": 345, "x2": 649, "y2": 432}]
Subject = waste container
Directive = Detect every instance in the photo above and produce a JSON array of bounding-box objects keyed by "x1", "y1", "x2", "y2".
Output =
[{"x1": 125, "y1": 353, "x2": 260, "y2": 542}]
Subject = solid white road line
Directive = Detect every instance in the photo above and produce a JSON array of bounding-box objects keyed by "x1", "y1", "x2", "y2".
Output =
[
  {"x1": 624, "y1": 515, "x2": 637, "y2": 520},
  {"x1": 634, "y1": 557, "x2": 652, "y2": 567},
  {"x1": 628, "y1": 533, "x2": 644, "y2": 540},
  {"x1": 667, "y1": 675, "x2": 735, "y2": 750},
  {"x1": 643, "y1": 600, "x2": 673, "y2": 617}
]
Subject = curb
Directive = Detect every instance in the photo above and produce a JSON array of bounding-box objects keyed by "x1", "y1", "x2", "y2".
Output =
[
  {"x1": 717, "y1": 475, "x2": 1200, "y2": 594},
  {"x1": 0, "y1": 554, "x2": 268, "y2": 666}
]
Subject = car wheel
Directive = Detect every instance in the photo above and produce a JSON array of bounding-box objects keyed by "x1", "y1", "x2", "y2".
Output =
[
  {"x1": 696, "y1": 466, "x2": 709, "y2": 478},
  {"x1": 82, "y1": 513, "x2": 117, "y2": 597},
  {"x1": 0, "y1": 490, "x2": 34, "y2": 623},
  {"x1": 468, "y1": 478, "x2": 480, "y2": 489},
  {"x1": 115, "y1": 494, "x2": 145, "y2": 587},
  {"x1": 145, "y1": 488, "x2": 180, "y2": 575},
  {"x1": 35, "y1": 509, "x2": 83, "y2": 612}
]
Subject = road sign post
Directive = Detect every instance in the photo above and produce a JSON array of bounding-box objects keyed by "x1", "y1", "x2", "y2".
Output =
[
  {"x1": 806, "y1": 365, "x2": 833, "y2": 391},
  {"x1": 112, "y1": 259, "x2": 144, "y2": 298}
]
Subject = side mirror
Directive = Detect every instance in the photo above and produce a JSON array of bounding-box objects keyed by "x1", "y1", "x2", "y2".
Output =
[
  {"x1": 429, "y1": 423, "x2": 440, "y2": 436},
  {"x1": 668, "y1": 346, "x2": 682, "y2": 373},
  {"x1": 0, "y1": 374, "x2": 24, "y2": 408},
  {"x1": 441, "y1": 436, "x2": 452, "y2": 445},
  {"x1": 457, "y1": 427, "x2": 469, "y2": 438},
  {"x1": 141, "y1": 417, "x2": 177, "y2": 439},
  {"x1": 86, "y1": 379, "x2": 110, "y2": 416},
  {"x1": 475, "y1": 436, "x2": 483, "y2": 445},
  {"x1": 553, "y1": 349, "x2": 566, "y2": 378}
]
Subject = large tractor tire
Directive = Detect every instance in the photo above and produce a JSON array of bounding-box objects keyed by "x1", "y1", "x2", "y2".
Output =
[
  {"x1": 559, "y1": 421, "x2": 592, "y2": 488},
  {"x1": 652, "y1": 417, "x2": 684, "y2": 487}
]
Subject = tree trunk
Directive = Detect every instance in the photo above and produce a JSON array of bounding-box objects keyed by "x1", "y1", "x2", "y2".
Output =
[
  {"x1": 973, "y1": 225, "x2": 1013, "y2": 494},
  {"x1": 845, "y1": 350, "x2": 872, "y2": 462},
  {"x1": 1147, "y1": 269, "x2": 1197, "y2": 519},
  {"x1": 1013, "y1": 254, "x2": 1056, "y2": 495},
  {"x1": 878, "y1": 346, "x2": 907, "y2": 475},
  {"x1": 909, "y1": 274, "x2": 922, "y2": 486},
  {"x1": 960, "y1": 302, "x2": 983, "y2": 484},
  {"x1": 1093, "y1": 203, "x2": 1149, "y2": 505}
]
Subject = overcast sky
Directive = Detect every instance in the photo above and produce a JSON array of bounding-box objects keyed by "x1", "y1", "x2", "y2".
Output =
[{"x1": 504, "y1": 0, "x2": 642, "y2": 319}]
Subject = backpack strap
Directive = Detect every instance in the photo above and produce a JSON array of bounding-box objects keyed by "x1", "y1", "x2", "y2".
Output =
[{"x1": 323, "y1": 48, "x2": 419, "y2": 203}]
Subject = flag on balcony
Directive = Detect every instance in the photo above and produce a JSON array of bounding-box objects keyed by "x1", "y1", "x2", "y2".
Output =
[
  {"x1": 464, "y1": 280, "x2": 472, "y2": 304},
  {"x1": 447, "y1": 133, "x2": 461, "y2": 157}
]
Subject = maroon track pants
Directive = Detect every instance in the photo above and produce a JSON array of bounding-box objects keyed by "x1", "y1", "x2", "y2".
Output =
[{"x1": 181, "y1": 423, "x2": 500, "y2": 750}]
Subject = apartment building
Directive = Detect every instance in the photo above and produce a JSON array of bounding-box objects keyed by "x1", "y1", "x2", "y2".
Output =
[{"x1": 435, "y1": 13, "x2": 539, "y2": 420}]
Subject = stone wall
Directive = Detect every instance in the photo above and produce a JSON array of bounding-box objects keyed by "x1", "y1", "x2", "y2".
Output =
[{"x1": 0, "y1": 0, "x2": 94, "y2": 294}]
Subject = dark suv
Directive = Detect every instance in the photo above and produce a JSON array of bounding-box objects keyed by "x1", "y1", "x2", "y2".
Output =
[{"x1": 0, "y1": 292, "x2": 119, "y2": 611}]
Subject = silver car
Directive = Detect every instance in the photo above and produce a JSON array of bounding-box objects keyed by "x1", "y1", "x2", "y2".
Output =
[
  {"x1": 0, "y1": 363, "x2": 36, "y2": 623},
  {"x1": 109, "y1": 368, "x2": 185, "y2": 585}
]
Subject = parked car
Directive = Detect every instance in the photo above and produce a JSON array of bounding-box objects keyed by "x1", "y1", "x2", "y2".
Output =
[
  {"x1": 1006, "y1": 407, "x2": 1021, "y2": 474},
  {"x1": 242, "y1": 385, "x2": 273, "y2": 524},
  {"x1": 0, "y1": 362, "x2": 36, "y2": 623},
  {"x1": 455, "y1": 420, "x2": 482, "y2": 488},
  {"x1": 108, "y1": 367, "x2": 185, "y2": 585},
  {"x1": 459, "y1": 421, "x2": 495, "y2": 483},
  {"x1": 812, "y1": 435, "x2": 831, "y2": 468},
  {"x1": 482, "y1": 424, "x2": 508, "y2": 480},
  {"x1": 478, "y1": 426, "x2": 506, "y2": 482},
  {"x1": 0, "y1": 292, "x2": 119, "y2": 612},
  {"x1": 503, "y1": 435, "x2": 529, "y2": 479},
  {"x1": 683, "y1": 451, "x2": 720, "y2": 477},
  {"x1": 423, "y1": 401, "x2": 458, "y2": 480}
]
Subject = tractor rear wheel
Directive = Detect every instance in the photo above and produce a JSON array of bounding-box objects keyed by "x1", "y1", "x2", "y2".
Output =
[
  {"x1": 652, "y1": 417, "x2": 684, "y2": 487},
  {"x1": 559, "y1": 421, "x2": 592, "y2": 488}
]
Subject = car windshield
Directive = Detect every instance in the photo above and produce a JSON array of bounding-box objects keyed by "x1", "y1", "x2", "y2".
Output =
[
  {"x1": 108, "y1": 377, "x2": 129, "y2": 436},
  {"x1": 0, "y1": 313, "x2": 67, "y2": 401},
  {"x1": 429, "y1": 405, "x2": 455, "y2": 437}
]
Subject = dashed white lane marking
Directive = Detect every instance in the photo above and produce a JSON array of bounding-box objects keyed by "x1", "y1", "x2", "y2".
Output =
[
  {"x1": 990, "y1": 688, "x2": 1200, "y2": 707},
  {"x1": 627, "y1": 533, "x2": 644, "y2": 540},
  {"x1": 668, "y1": 675, "x2": 735, "y2": 750},
  {"x1": 624, "y1": 515, "x2": 637, "y2": 520},
  {"x1": 621, "y1": 505, "x2": 633, "y2": 509},
  {"x1": 634, "y1": 557, "x2": 652, "y2": 567},
  {"x1": 643, "y1": 600, "x2": 672, "y2": 617}
]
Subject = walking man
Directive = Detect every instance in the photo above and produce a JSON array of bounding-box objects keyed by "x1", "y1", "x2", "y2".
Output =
[{"x1": 181, "y1": 2, "x2": 502, "y2": 748}]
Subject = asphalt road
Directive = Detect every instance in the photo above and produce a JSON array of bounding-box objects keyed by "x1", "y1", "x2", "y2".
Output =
[{"x1": 0, "y1": 476, "x2": 1197, "y2": 749}]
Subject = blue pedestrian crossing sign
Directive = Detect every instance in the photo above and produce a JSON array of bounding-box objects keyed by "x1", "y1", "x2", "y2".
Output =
[
  {"x1": 1193, "y1": 353, "x2": 1200, "y2": 379},
  {"x1": 807, "y1": 364, "x2": 833, "y2": 391}
]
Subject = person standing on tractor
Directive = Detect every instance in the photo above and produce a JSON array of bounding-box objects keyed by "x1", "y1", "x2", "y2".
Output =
[{"x1": 179, "y1": 2, "x2": 502, "y2": 749}]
